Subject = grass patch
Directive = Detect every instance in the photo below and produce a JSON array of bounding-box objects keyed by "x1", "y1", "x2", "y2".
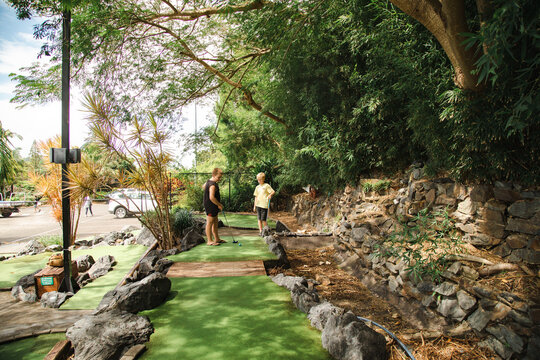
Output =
[
  {"x1": 0, "y1": 244, "x2": 145, "y2": 302},
  {"x1": 0, "y1": 253, "x2": 50, "y2": 289},
  {"x1": 0, "y1": 333, "x2": 66, "y2": 360},
  {"x1": 61, "y1": 245, "x2": 147, "y2": 310},
  {"x1": 140, "y1": 276, "x2": 331, "y2": 360},
  {"x1": 195, "y1": 213, "x2": 276, "y2": 229},
  {"x1": 167, "y1": 236, "x2": 277, "y2": 263},
  {"x1": 36, "y1": 235, "x2": 62, "y2": 248}
]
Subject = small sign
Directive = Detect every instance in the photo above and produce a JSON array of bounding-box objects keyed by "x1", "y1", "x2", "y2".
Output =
[{"x1": 40, "y1": 277, "x2": 54, "y2": 286}]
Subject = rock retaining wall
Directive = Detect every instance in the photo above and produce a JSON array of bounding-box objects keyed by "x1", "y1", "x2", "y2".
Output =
[{"x1": 289, "y1": 172, "x2": 539, "y2": 360}]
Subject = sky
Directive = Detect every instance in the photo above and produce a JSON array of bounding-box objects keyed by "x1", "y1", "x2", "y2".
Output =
[{"x1": 0, "y1": 2, "x2": 214, "y2": 167}]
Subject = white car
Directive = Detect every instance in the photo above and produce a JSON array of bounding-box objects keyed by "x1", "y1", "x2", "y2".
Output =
[{"x1": 107, "y1": 189, "x2": 157, "y2": 218}]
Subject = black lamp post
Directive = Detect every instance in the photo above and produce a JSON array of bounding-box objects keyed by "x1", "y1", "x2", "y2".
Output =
[{"x1": 49, "y1": 8, "x2": 80, "y2": 293}]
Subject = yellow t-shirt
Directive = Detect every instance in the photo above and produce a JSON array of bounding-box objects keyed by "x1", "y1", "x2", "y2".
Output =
[{"x1": 254, "y1": 183, "x2": 274, "y2": 209}]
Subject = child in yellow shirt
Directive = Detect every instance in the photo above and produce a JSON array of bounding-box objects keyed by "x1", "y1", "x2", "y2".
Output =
[{"x1": 253, "y1": 172, "x2": 275, "y2": 236}]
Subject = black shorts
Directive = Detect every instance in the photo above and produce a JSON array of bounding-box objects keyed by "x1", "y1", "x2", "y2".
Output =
[
  {"x1": 256, "y1": 207, "x2": 268, "y2": 221},
  {"x1": 205, "y1": 209, "x2": 219, "y2": 217}
]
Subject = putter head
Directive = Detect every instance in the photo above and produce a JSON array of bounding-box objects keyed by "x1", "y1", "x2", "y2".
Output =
[{"x1": 232, "y1": 240, "x2": 238, "y2": 243}]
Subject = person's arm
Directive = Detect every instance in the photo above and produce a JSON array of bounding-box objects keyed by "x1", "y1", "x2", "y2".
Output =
[
  {"x1": 267, "y1": 185, "x2": 275, "y2": 199},
  {"x1": 209, "y1": 185, "x2": 223, "y2": 210},
  {"x1": 253, "y1": 188, "x2": 258, "y2": 212}
]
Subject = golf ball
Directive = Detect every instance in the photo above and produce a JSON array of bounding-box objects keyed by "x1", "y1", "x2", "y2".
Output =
[{"x1": 238, "y1": 243, "x2": 242, "y2": 246}]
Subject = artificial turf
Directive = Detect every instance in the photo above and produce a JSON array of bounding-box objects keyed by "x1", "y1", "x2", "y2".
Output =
[
  {"x1": 196, "y1": 213, "x2": 276, "y2": 229},
  {"x1": 0, "y1": 245, "x2": 146, "y2": 290},
  {"x1": 140, "y1": 276, "x2": 331, "y2": 360},
  {"x1": 0, "y1": 333, "x2": 66, "y2": 360},
  {"x1": 61, "y1": 245, "x2": 147, "y2": 310},
  {"x1": 166, "y1": 235, "x2": 277, "y2": 263}
]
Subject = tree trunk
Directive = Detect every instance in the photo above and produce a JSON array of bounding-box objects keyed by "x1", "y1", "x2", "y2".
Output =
[{"x1": 389, "y1": 0, "x2": 481, "y2": 91}]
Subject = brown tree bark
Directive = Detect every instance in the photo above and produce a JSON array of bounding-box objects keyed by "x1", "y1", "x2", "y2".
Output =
[{"x1": 389, "y1": 0, "x2": 481, "y2": 91}]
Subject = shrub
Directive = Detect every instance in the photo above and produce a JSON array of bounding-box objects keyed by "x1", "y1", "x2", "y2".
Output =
[
  {"x1": 375, "y1": 207, "x2": 462, "y2": 283},
  {"x1": 171, "y1": 207, "x2": 194, "y2": 237},
  {"x1": 37, "y1": 235, "x2": 62, "y2": 247}
]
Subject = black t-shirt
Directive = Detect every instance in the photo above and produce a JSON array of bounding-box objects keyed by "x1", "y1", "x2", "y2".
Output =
[{"x1": 203, "y1": 180, "x2": 220, "y2": 214}]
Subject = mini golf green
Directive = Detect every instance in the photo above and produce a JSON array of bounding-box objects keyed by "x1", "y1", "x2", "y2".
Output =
[
  {"x1": 0, "y1": 333, "x2": 66, "y2": 360},
  {"x1": 61, "y1": 245, "x2": 147, "y2": 310},
  {"x1": 196, "y1": 213, "x2": 276, "y2": 229},
  {"x1": 0, "y1": 245, "x2": 146, "y2": 290},
  {"x1": 167, "y1": 236, "x2": 277, "y2": 263},
  {"x1": 140, "y1": 276, "x2": 331, "y2": 360},
  {"x1": 0, "y1": 252, "x2": 49, "y2": 289}
]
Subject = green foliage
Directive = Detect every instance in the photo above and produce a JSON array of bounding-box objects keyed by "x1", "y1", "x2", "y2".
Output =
[
  {"x1": 171, "y1": 207, "x2": 195, "y2": 237},
  {"x1": 375, "y1": 208, "x2": 462, "y2": 283},
  {"x1": 362, "y1": 180, "x2": 391, "y2": 193},
  {"x1": 0, "y1": 121, "x2": 22, "y2": 193},
  {"x1": 180, "y1": 178, "x2": 205, "y2": 212},
  {"x1": 225, "y1": 0, "x2": 450, "y2": 191},
  {"x1": 37, "y1": 235, "x2": 62, "y2": 247}
]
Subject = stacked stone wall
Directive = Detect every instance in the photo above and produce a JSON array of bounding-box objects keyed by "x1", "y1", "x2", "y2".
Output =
[{"x1": 289, "y1": 172, "x2": 539, "y2": 359}]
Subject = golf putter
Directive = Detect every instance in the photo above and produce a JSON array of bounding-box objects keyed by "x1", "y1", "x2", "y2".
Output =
[{"x1": 222, "y1": 210, "x2": 238, "y2": 243}]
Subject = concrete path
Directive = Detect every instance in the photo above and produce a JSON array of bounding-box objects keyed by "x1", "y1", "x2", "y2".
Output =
[{"x1": 0, "y1": 204, "x2": 141, "y2": 250}]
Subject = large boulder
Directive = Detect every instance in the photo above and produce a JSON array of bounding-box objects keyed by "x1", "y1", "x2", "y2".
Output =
[
  {"x1": 291, "y1": 283, "x2": 320, "y2": 314},
  {"x1": 134, "y1": 253, "x2": 173, "y2": 281},
  {"x1": 40, "y1": 291, "x2": 73, "y2": 308},
  {"x1": 66, "y1": 310, "x2": 153, "y2": 360},
  {"x1": 322, "y1": 311, "x2": 388, "y2": 360},
  {"x1": 88, "y1": 255, "x2": 116, "y2": 279},
  {"x1": 271, "y1": 274, "x2": 307, "y2": 291},
  {"x1": 96, "y1": 272, "x2": 171, "y2": 314},
  {"x1": 308, "y1": 302, "x2": 345, "y2": 331},
  {"x1": 104, "y1": 231, "x2": 122, "y2": 245},
  {"x1": 275, "y1": 220, "x2": 291, "y2": 233},
  {"x1": 136, "y1": 227, "x2": 157, "y2": 247},
  {"x1": 17, "y1": 240, "x2": 45, "y2": 256},
  {"x1": 11, "y1": 270, "x2": 40, "y2": 302},
  {"x1": 75, "y1": 254, "x2": 95, "y2": 273},
  {"x1": 179, "y1": 228, "x2": 204, "y2": 251},
  {"x1": 268, "y1": 241, "x2": 289, "y2": 267}
]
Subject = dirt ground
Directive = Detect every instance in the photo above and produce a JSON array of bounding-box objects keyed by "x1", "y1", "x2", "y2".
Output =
[{"x1": 269, "y1": 212, "x2": 499, "y2": 360}]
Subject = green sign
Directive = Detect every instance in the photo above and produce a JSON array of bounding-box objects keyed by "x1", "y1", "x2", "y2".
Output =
[{"x1": 40, "y1": 277, "x2": 54, "y2": 286}]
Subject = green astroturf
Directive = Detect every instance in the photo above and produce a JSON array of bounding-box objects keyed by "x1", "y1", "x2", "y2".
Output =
[
  {"x1": 0, "y1": 252, "x2": 50, "y2": 288},
  {"x1": 0, "y1": 245, "x2": 146, "y2": 290},
  {"x1": 196, "y1": 213, "x2": 276, "y2": 229},
  {"x1": 0, "y1": 333, "x2": 66, "y2": 360},
  {"x1": 61, "y1": 245, "x2": 147, "y2": 310},
  {"x1": 166, "y1": 236, "x2": 277, "y2": 263},
  {"x1": 140, "y1": 276, "x2": 331, "y2": 360}
]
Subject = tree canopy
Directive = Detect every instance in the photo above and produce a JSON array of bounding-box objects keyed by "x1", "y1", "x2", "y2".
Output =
[{"x1": 7, "y1": 0, "x2": 540, "y2": 189}]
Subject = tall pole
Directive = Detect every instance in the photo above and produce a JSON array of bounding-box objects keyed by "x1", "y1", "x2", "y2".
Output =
[{"x1": 60, "y1": 9, "x2": 73, "y2": 293}]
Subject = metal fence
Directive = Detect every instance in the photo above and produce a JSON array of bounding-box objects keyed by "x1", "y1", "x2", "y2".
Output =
[{"x1": 175, "y1": 172, "x2": 259, "y2": 209}]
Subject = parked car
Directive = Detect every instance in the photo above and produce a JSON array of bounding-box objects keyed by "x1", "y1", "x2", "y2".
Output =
[{"x1": 107, "y1": 189, "x2": 157, "y2": 218}]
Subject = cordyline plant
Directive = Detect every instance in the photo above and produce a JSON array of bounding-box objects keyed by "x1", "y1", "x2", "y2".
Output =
[
  {"x1": 83, "y1": 93, "x2": 176, "y2": 250},
  {"x1": 29, "y1": 136, "x2": 105, "y2": 243}
]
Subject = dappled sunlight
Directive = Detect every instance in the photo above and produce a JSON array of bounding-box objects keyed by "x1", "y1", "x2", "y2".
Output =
[
  {"x1": 140, "y1": 277, "x2": 331, "y2": 360},
  {"x1": 167, "y1": 235, "x2": 277, "y2": 263}
]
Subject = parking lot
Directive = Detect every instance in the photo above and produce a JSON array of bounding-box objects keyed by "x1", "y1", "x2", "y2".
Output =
[{"x1": 0, "y1": 203, "x2": 142, "y2": 251}]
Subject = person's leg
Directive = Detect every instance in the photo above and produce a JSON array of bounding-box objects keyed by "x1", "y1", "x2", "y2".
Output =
[
  {"x1": 262, "y1": 207, "x2": 268, "y2": 232},
  {"x1": 206, "y1": 215, "x2": 215, "y2": 244},
  {"x1": 89, "y1": 205, "x2": 93, "y2": 216},
  {"x1": 256, "y1": 207, "x2": 263, "y2": 234},
  {"x1": 212, "y1": 215, "x2": 221, "y2": 242}
]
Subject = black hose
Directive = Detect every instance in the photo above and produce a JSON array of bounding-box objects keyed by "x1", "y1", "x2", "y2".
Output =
[{"x1": 356, "y1": 316, "x2": 416, "y2": 360}]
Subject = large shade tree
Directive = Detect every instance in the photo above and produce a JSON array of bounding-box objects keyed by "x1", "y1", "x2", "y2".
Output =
[{"x1": 7, "y1": 0, "x2": 539, "y2": 186}]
